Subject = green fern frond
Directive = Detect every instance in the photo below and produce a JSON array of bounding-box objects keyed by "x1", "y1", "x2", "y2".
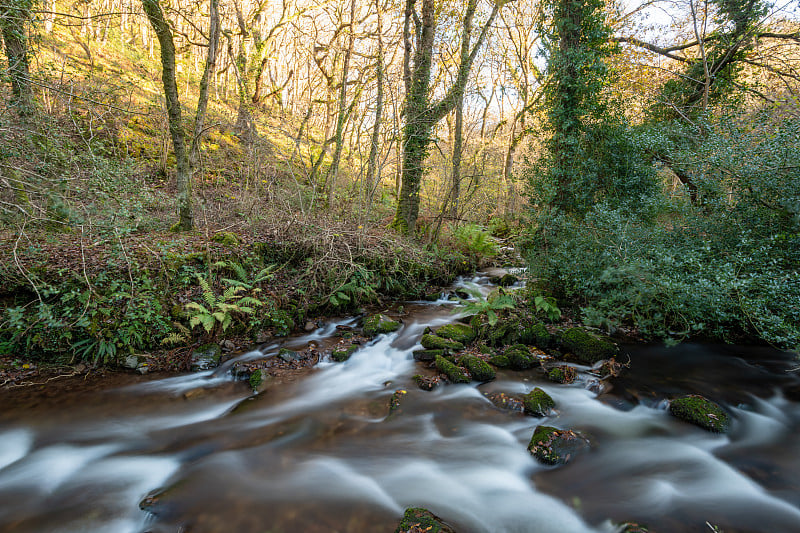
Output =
[{"x1": 161, "y1": 332, "x2": 187, "y2": 345}]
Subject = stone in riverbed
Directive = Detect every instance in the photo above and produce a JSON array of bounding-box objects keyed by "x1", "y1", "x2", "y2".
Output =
[
  {"x1": 421, "y1": 334, "x2": 464, "y2": 351},
  {"x1": 435, "y1": 323, "x2": 477, "y2": 345},
  {"x1": 528, "y1": 425, "x2": 590, "y2": 465},
  {"x1": 362, "y1": 314, "x2": 401, "y2": 336},
  {"x1": 413, "y1": 349, "x2": 443, "y2": 362},
  {"x1": 504, "y1": 344, "x2": 536, "y2": 370},
  {"x1": 190, "y1": 343, "x2": 222, "y2": 371},
  {"x1": 331, "y1": 344, "x2": 358, "y2": 362},
  {"x1": 560, "y1": 327, "x2": 618, "y2": 364},
  {"x1": 669, "y1": 395, "x2": 730, "y2": 433},
  {"x1": 484, "y1": 391, "x2": 524, "y2": 413},
  {"x1": 435, "y1": 355, "x2": 470, "y2": 384},
  {"x1": 523, "y1": 387, "x2": 556, "y2": 416},
  {"x1": 457, "y1": 354, "x2": 496, "y2": 382},
  {"x1": 394, "y1": 507, "x2": 455, "y2": 533},
  {"x1": 519, "y1": 321, "x2": 551, "y2": 348},
  {"x1": 413, "y1": 374, "x2": 441, "y2": 391},
  {"x1": 547, "y1": 364, "x2": 577, "y2": 384}
]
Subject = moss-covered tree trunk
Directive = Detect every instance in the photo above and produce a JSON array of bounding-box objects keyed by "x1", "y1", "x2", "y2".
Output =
[
  {"x1": 392, "y1": 0, "x2": 501, "y2": 234},
  {"x1": 189, "y1": 0, "x2": 220, "y2": 176},
  {"x1": 142, "y1": 0, "x2": 193, "y2": 231},
  {"x1": 0, "y1": 0, "x2": 33, "y2": 113}
]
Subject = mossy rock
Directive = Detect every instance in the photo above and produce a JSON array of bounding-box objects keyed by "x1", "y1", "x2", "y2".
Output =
[
  {"x1": 421, "y1": 334, "x2": 464, "y2": 351},
  {"x1": 435, "y1": 323, "x2": 477, "y2": 345},
  {"x1": 413, "y1": 349, "x2": 443, "y2": 362},
  {"x1": 505, "y1": 344, "x2": 536, "y2": 370},
  {"x1": 528, "y1": 425, "x2": 590, "y2": 465},
  {"x1": 423, "y1": 290, "x2": 442, "y2": 301},
  {"x1": 248, "y1": 369, "x2": 264, "y2": 391},
  {"x1": 519, "y1": 321, "x2": 551, "y2": 348},
  {"x1": 394, "y1": 507, "x2": 455, "y2": 533},
  {"x1": 524, "y1": 387, "x2": 556, "y2": 416},
  {"x1": 669, "y1": 395, "x2": 730, "y2": 433},
  {"x1": 435, "y1": 355, "x2": 470, "y2": 384},
  {"x1": 278, "y1": 348, "x2": 301, "y2": 362},
  {"x1": 489, "y1": 353, "x2": 510, "y2": 367},
  {"x1": 618, "y1": 523, "x2": 651, "y2": 533},
  {"x1": 211, "y1": 231, "x2": 240, "y2": 246},
  {"x1": 458, "y1": 355, "x2": 496, "y2": 382},
  {"x1": 498, "y1": 273, "x2": 519, "y2": 287},
  {"x1": 560, "y1": 327, "x2": 618, "y2": 364},
  {"x1": 547, "y1": 365, "x2": 577, "y2": 384},
  {"x1": 487, "y1": 319, "x2": 521, "y2": 347},
  {"x1": 363, "y1": 314, "x2": 401, "y2": 336},
  {"x1": 331, "y1": 345, "x2": 358, "y2": 362},
  {"x1": 191, "y1": 343, "x2": 222, "y2": 371}
]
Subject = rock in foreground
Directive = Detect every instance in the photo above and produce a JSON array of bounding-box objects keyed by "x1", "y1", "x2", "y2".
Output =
[
  {"x1": 669, "y1": 395, "x2": 730, "y2": 433},
  {"x1": 528, "y1": 425, "x2": 590, "y2": 465},
  {"x1": 395, "y1": 507, "x2": 455, "y2": 533}
]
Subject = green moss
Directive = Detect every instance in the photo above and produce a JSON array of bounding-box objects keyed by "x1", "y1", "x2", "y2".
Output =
[
  {"x1": 489, "y1": 353, "x2": 510, "y2": 367},
  {"x1": 519, "y1": 321, "x2": 551, "y2": 348},
  {"x1": 249, "y1": 369, "x2": 263, "y2": 391},
  {"x1": 435, "y1": 355, "x2": 470, "y2": 384},
  {"x1": 560, "y1": 327, "x2": 618, "y2": 364},
  {"x1": 389, "y1": 389, "x2": 407, "y2": 413},
  {"x1": 363, "y1": 314, "x2": 401, "y2": 336},
  {"x1": 498, "y1": 273, "x2": 519, "y2": 287},
  {"x1": 524, "y1": 387, "x2": 556, "y2": 416},
  {"x1": 458, "y1": 354, "x2": 496, "y2": 382},
  {"x1": 394, "y1": 507, "x2": 455, "y2": 533},
  {"x1": 421, "y1": 334, "x2": 464, "y2": 351},
  {"x1": 505, "y1": 344, "x2": 536, "y2": 370},
  {"x1": 669, "y1": 395, "x2": 730, "y2": 433},
  {"x1": 487, "y1": 319, "x2": 521, "y2": 346},
  {"x1": 547, "y1": 365, "x2": 577, "y2": 384},
  {"x1": 331, "y1": 344, "x2": 358, "y2": 362},
  {"x1": 412, "y1": 374, "x2": 439, "y2": 391},
  {"x1": 413, "y1": 349, "x2": 443, "y2": 361},
  {"x1": 435, "y1": 323, "x2": 477, "y2": 344},
  {"x1": 211, "y1": 231, "x2": 240, "y2": 246}
]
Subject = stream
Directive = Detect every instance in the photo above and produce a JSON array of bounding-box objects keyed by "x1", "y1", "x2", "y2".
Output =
[{"x1": 1, "y1": 273, "x2": 800, "y2": 533}]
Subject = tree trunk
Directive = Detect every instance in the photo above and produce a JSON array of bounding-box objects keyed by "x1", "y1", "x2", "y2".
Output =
[
  {"x1": 0, "y1": 0, "x2": 33, "y2": 113},
  {"x1": 392, "y1": 0, "x2": 500, "y2": 234},
  {"x1": 449, "y1": 94, "x2": 464, "y2": 219},
  {"x1": 364, "y1": 0, "x2": 384, "y2": 218},
  {"x1": 189, "y1": 0, "x2": 220, "y2": 176},
  {"x1": 142, "y1": 0, "x2": 193, "y2": 231}
]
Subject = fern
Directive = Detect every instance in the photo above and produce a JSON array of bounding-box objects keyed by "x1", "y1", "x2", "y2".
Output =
[
  {"x1": 184, "y1": 275, "x2": 266, "y2": 337},
  {"x1": 456, "y1": 287, "x2": 516, "y2": 326}
]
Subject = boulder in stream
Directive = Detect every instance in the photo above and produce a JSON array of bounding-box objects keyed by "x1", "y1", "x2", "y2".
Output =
[
  {"x1": 484, "y1": 391, "x2": 524, "y2": 413},
  {"x1": 669, "y1": 395, "x2": 730, "y2": 433},
  {"x1": 523, "y1": 387, "x2": 556, "y2": 416},
  {"x1": 519, "y1": 321, "x2": 552, "y2": 348},
  {"x1": 547, "y1": 365, "x2": 577, "y2": 384},
  {"x1": 395, "y1": 507, "x2": 455, "y2": 533},
  {"x1": 362, "y1": 314, "x2": 401, "y2": 336},
  {"x1": 504, "y1": 344, "x2": 536, "y2": 370},
  {"x1": 421, "y1": 334, "x2": 465, "y2": 352},
  {"x1": 560, "y1": 327, "x2": 618, "y2": 364},
  {"x1": 435, "y1": 355, "x2": 470, "y2": 384},
  {"x1": 190, "y1": 343, "x2": 222, "y2": 371},
  {"x1": 331, "y1": 345, "x2": 358, "y2": 362},
  {"x1": 413, "y1": 349, "x2": 444, "y2": 362},
  {"x1": 528, "y1": 425, "x2": 590, "y2": 465},
  {"x1": 457, "y1": 354, "x2": 496, "y2": 382},
  {"x1": 435, "y1": 323, "x2": 477, "y2": 345}
]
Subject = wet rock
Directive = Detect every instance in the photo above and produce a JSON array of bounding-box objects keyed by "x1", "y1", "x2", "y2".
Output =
[
  {"x1": 190, "y1": 343, "x2": 222, "y2": 371},
  {"x1": 454, "y1": 289, "x2": 471, "y2": 300},
  {"x1": 248, "y1": 369, "x2": 269, "y2": 393},
  {"x1": 669, "y1": 395, "x2": 730, "y2": 433},
  {"x1": 524, "y1": 387, "x2": 556, "y2": 416},
  {"x1": 560, "y1": 327, "x2": 618, "y2": 364},
  {"x1": 497, "y1": 273, "x2": 519, "y2": 287},
  {"x1": 395, "y1": 507, "x2": 455, "y2": 533},
  {"x1": 484, "y1": 391, "x2": 524, "y2": 413},
  {"x1": 413, "y1": 349, "x2": 443, "y2": 362},
  {"x1": 618, "y1": 522, "x2": 651, "y2": 533},
  {"x1": 423, "y1": 290, "x2": 442, "y2": 301},
  {"x1": 528, "y1": 425, "x2": 590, "y2": 465},
  {"x1": 413, "y1": 374, "x2": 441, "y2": 391},
  {"x1": 458, "y1": 354, "x2": 496, "y2": 382},
  {"x1": 362, "y1": 314, "x2": 401, "y2": 336},
  {"x1": 278, "y1": 348, "x2": 301, "y2": 363},
  {"x1": 304, "y1": 321, "x2": 317, "y2": 332},
  {"x1": 121, "y1": 354, "x2": 149, "y2": 374},
  {"x1": 331, "y1": 345, "x2": 358, "y2": 362},
  {"x1": 519, "y1": 321, "x2": 551, "y2": 348},
  {"x1": 487, "y1": 319, "x2": 522, "y2": 346},
  {"x1": 389, "y1": 389, "x2": 407, "y2": 413},
  {"x1": 254, "y1": 331, "x2": 270, "y2": 343},
  {"x1": 505, "y1": 344, "x2": 536, "y2": 370},
  {"x1": 435, "y1": 323, "x2": 477, "y2": 345},
  {"x1": 220, "y1": 339, "x2": 236, "y2": 352},
  {"x1": 435, "y1": 355, "x2": 470, "y2": 384},
  {"x1": 547, "y1": 364, "x2": 577, "y2": 384},
  {"x1": 421, "y1": 334, "x2": 464, "y2": 352}
]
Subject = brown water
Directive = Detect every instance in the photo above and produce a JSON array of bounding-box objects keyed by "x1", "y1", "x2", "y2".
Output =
[{"x1": 1, "y1": 275, "x2": 799, "y2": 533}]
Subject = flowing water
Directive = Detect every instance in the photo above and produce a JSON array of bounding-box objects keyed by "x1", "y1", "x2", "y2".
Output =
[{"x1": 1, "y1": 275, "x2": 799, "y2": 533}]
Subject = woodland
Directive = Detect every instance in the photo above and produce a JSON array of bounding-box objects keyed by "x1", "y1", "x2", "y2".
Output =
[{"x1": 0, "y1": 0, "x2": 798, "y2": 371}]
